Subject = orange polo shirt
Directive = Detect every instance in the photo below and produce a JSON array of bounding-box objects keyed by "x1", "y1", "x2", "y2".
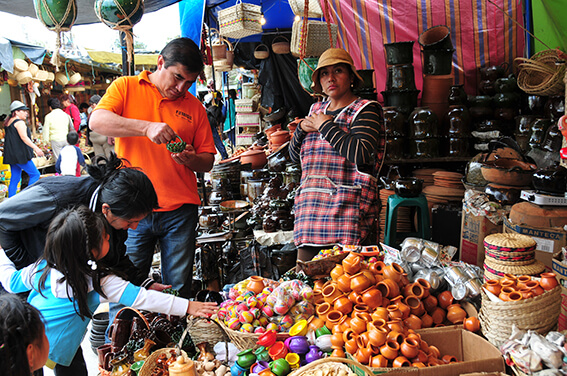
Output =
[{"x1": 95, "y1": 71, "x2": 215, "y2": 211}]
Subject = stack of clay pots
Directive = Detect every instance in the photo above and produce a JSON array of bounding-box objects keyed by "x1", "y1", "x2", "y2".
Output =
[
  {"x1": 418, "y1": 25, "x2": 455, "y2": 125},
  {"x1": 6, "y1": 58, "x2": 54, "y2": 87},
  {"x1": 381, "y1": 41, "x2": 419, "y2": 117},
  {"x1": 310, "y1": 253, "x2": 466, "y2": 368},
  {"x1": 354, "y1": 69, "x2": 377, "y2": 101}
]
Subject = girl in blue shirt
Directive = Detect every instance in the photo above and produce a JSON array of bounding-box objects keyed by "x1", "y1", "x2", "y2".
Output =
[{"x1": 0, "y1": 206, "x2": 217, "y2": 376}]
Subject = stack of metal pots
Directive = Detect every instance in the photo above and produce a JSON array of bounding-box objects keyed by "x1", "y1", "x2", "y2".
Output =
[
  {"x1": 381, "y1": 41, "x2": 420, "y2": 117},
  {"x1": 354, "y1": 69, "x2": 377, "y2": 101}
]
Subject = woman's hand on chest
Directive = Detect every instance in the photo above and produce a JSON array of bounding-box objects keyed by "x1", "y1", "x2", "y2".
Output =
[{"x1": 301, "y1": 112, "x2": 333, "y2": 132}]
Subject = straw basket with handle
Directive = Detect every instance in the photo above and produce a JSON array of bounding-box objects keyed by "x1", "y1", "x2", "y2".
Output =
[
  {"x1": 217, "y1": 318, "x2": 289, "y2": 351},
  {"x1": 215, "y1": 39, "x2": 235, "y2": 72},
  {"x1": 288, "y1": 357, "x2": 373, "y2": 376},
  {"x1": 272, "y1": 36, "x2": 291, "y2": 55},
  {"x1": 186, "y1": 315, "x2": 229, "y2": 350},
  {"x1": 218, "y1": 0, "x2": 262, "y2": 39},
  {"x1": 254, "y1": 44, "x2": 270, "y2": 60},
  {"x1": 514, "y1": 49, "x2": 567, "y2": 96},
  {"x1": 288, "y1": 0, "x2": 323, "y2": 18}
]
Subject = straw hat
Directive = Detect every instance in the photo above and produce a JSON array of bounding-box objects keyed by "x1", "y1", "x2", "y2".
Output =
[
  {"x1": 33, "y1": 70, "x2": 49, "y2": 82},
  {"x1": 13, "y1": 58, "x2": 28, "y2": 72},
  {"x1": 55, "y1": 72, "x2": 69, "y2": 86},
  {"x1": 310, "y1": 48, "x2": 363, "y2": 94},
  {"x1": 46, "y1": 72, "x2": 55, "y2": 82},
  {"x1": 28, "y1": 63, "x2": 39, "y2": 76},
  {"x1": 16, "y1": 71, "x2": 33, "y2": 85}
]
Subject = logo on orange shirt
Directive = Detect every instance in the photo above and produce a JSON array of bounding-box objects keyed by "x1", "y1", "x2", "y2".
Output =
[{"x1": 175, "y1": 110, "x2": 193, "y2": 122}]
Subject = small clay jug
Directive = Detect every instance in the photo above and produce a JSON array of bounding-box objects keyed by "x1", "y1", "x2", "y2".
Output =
[
  {"x1": 336, "y1": 273, "x2": 353, "y2": 294},
  {"x1": 382, "y1": 263, "x2": 404, "y2": 284},
  {"x1": 423, "y1": 295, "x2": 438, "y2": 314},
  {"x1": 377, "y1": 279, "x2": 400, "y2": 299},
  {"x1": 322, "y1": 283, "x2": 342, "y2": 304},
  {"x1": 437, "y1": 290, "x2": 454, "y2": 309},
  {"x1": 331, "y1": 346, "x2": 346, "y2": 358},
  {"x1": 350, "y1": 272, "x2": 371, "y2": 293},
  {"x1": 448, "y1": 84, "x2": 467, "y2": 105},
  {"x1": 368, "y1": 325, "x2": 388, "y2": 347},
  {"x1": 446, "y1": 105, "x2": 470, "y2": 137},
  {"x1": 330, "y1": 264, "x2": 344, "y2": 281},
  {"x1": 446, "y1": 304, "x2": 467, "y2": 324},
  {"x1": 380, "y1": 339, "x2": 400, "y2": 360},
  {"x1": 370, "y1": 354, "x2": 389, "y2": 368},
  {"x1": 408, "y1": 107, "x2": 438, "y2": 138},
  {"x1": 247, "y1": 276, "x2": 265, "y2": 295},
  {"x1": 333, "y1": 296, "x2": 353, "y2": 315},
  {"x1": 342, "y1": 252, "x2": 363, "y2": 275},
  {"x1": 404, "y1": 314, "x2": 422, "y2": 331},
  {"x1": 540, "y1": 273, "x2": 559, "y2": 291},
  {"x1": 464, "y1": 316, "x2": 480, "y2": 332},
  {"x1": 483, "y1": 280, "x2": 502, "y2": 296},
  {"x1": 402, "y1": 283, "x2": 424, "y2": 299},
  {"x1": 361, "y1": 287, "x2": 383, "y2": 309},
  {"x1": 383, "y1": 106, "x2": 407, "y2": 137},
  {"x1": 325, "y1": 310, "x2": 344, "y2": 331},
  {"x1": 400, "y1": 338, "x2": 420, "y2": 359},
  {"x1": 525, "y1": 280, "x2": 545, "y2": 296}
]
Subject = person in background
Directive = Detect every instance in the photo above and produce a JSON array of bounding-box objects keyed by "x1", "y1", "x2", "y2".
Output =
[
  {"x1": 55, "y1": 131, "x2": 85, "y2": 176},
  {"x1": 87, "y1": 95, "x2": 114, "y2": 158},
  {"x1": 0, "y1": 294, "x2": 49, "y2": 376},
  {"x1": 60, "y1": 94, "x2": 80, "y2": 133},
  {"x1": 89, "y1": 37, "x2": 216, "y2": 299},
  {"x1": 78, "y1": 103, "x2": 89, "y2": 132},
  {"x1": 223, "y1": 88, "x2": 237, "y2": 147},
  {"x1": 205, "y1": 91, "x2": 229, "y2": 159},
  {"x1": 42, "y1": 98, "x2": 71, "y2": 161},
  {"x1": 3, "y1": 100, "x2": 44, "y2": 198},
  {"x1": 289, "y1": 48, "x2": 385, "y2": 261},
  {"x1": 0, "y1": 206, "x2": 218, "y2": 376}
]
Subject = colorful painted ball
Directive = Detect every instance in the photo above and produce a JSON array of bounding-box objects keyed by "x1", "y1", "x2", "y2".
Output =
[
  {"x1": 229, "y1": 289, "x2": 239, "y2": 301},
  {"x1": 262, "y1": 286, "x2": 274, "y2": 295},
  {"x1": 217, "y1": 308, "x2": 228, "y2": 321},
  {"x1": 258, "y1": 316, "x2": 269, "y2": 326},
  {"x1": 278, "y1": 314, "x2": 294, "y2": 329},
  {"x1": 249, "y1": 307, "x2": 261, "y2": 319},
  {"x1": 299, "y1": 287, "x2": 313, "y2": 301},
  {"x1": 236, "y1": 303, "x2": 249, "y2": 314},
  {"x1": 295, "y1": 313, "x2": 310, "y2": 323},
  {"x1": 227, "y1": 317, "x2": 241, "y2": 330},
  {"x1": 273, "y1": 303, "x2": 291, "y2": 316},
  {"x1": 254, "y1": 326, "x2": 266, "y2": 334},
  {"x1": 246, "y1": 296, "x2": 259, "y2": 308},
  {"x1": 262, "y1": 305, "x2": 275, "y2": 317},
  {"x1": 252, "y1": 319, "x2": 261, "y2": 327},
  {"x1": 243, "y1": 290, "x2": 255, "y2": 298},
  {"x1": 266, "y1": 322, "x2": 278, "y2": 332},
  {"x1": 239, "y1": 310, "x2": 255, "y2": 324},
  {"x1": 241, "y1": 323, "x2": 254, "y2": 333}
]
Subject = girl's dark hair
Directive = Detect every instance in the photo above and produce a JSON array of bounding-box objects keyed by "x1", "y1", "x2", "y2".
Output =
[
  {"x1": 38, "y1": 206, "x2": 109, "y2": 319},
  {"x1": 160, "y1": 37, "x2": 204, "y2": 73},
  {"x1": 0, "y1": 294, "x2": 45, "y2": 376},
  {"x1": 87, "y1": 152, "x2": 159, "y2": 218}
]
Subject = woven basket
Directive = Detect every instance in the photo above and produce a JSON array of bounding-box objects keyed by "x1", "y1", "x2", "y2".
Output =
[
  {"x1": 254, "y1": 44, "x2": 270, "y2": 60},
  {"x1": 138, "y1": 348, "x2": 189, "y2": 376},
  {"x1": 217, "y1": 319, "x2": 290, "y2": 351},
  {"x1": 218, "y1": 1, "x2": 262, "y2": 39},
  {"x1": 289, "y1": 357, "x2": 372, "y2": 376},
  {"x1": 478, "y1": 285, "x2": 561, "y2": 347},
  {"x1": 235, "y1": 99, "x2": 257, "y2": 112},
  {"x1": 291, "y1": 19, "x2": 338, "y2": 58},
  {"x1": 272, "y1": 36, "x2": 291, "y2": 55},
  {"x1": 186, "y1": 315, "x2": 227, "y2": 348},
  {"x1": 288, "y1": 0, "x2": 323, "y2": 18},
  {"x1": 514, "y1": 49, "x2": 566, "y2": 96}
]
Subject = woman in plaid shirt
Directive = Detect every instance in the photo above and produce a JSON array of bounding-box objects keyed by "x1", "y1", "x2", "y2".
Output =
[{"x1": 289, "y1": 48, "x2": 385, "y2": 261}]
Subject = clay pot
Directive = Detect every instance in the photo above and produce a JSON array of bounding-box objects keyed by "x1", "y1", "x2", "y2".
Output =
[
  {"x1": 430, "y1": 307, "x2": 446, "y2": 325},
  {"x1": 483, "y1": 280, "x2": 502, "y2": 296},
  {"x1": 400, "y1": 338, "x2": 420, "y2": 359},
  {"x1": 377, "y1": 279, "x2": 400, "y2": 299},
  {"x1": 350, "y1": 314, "x2": 368, "y2": 335},
  {"x1": 415, "y1": 279, "x2": 431, "y2": 298},
  {"x1": 386, "y1": 64, "x2": 417, "y2": 90},
  {"x1": 270, "y1": 130, "x2": 290, "y2": 145},
  {"x1": 247, "y1": 276, "x2": 265, "y2": 294},
  {"x1": 361, "y1": 287, "x2": 383, "y2": 309},
  {"x1": 518, "y1": 287, "x2": 534, "y2": 300},
  {"x1": 402, "y1": 283, "x2": 425, "y2": 299},
  {"x1": 350, "y1": 272, "x2": 371, "y2": 293},
  {"x1": 342, "y1": 252, "x2": 363, "y2": 275},
  {"x1": 307, "y1": 316, "x2": 325, "y2": 331},
  {"x1": 525, "y1": 280, "x2": 545, "y2": 296},
  {"x1": 336, "y1": 274, "x2": 353, "y2": 294},
  {"x1": 353, "y1": 304, "x2": 370, "y2": 316},
  {"x1": 420, "y1": 313, "x2": 433, "y2": 328},
  {"x1": 383, "y1": 106, "x2": 407, "y2": 137},
  {"x1": 344, "y1": 334, "x2": 359, "y2": 355},
  {"x1": 404, "y1": 314, "x2": 422, "y2": 331},
  {"x1": 446, "y1": 105, "x2": 471, "y2": 137},
  {"x1": 355, "y1": 345, "x2": 373, "y2": 364},
  {"x1": 368, "y1": 325, "x2": 388, "y2": 347},
  {"x1": 382, "y1": 263, "x2": 404, "y2": 283},
  {"x1": 387, "y1": 319, "x2": 404, "y2": 333},
  {"x1": 325, "y1": 310, "x2": 344, "y2": 331},
  {"x1": 533, "y1": 164, "x2": 567, "y2": 196},
  {"x1": 380, "y1": 339, "x2": 400, "y2": 360},
  {"x1": 363, "y1": 270, "x2": 377, "y2": 285},
  {"x1": 330, "y1": 264, "x2": 344, "y2": 281},
  {"x1": 499, "y1": 287, "x2": 513, "y2": 301},
  {"x1": 464, "y1": 316, "x2": 480, "y2": 332},
  {"x1": 331, "y1": 347, "x2": 345, "y2": 358},
  {"x1": 405, "y1": 296, "x2": 425, "y2": 317},
  {"x1": 312, "y1": 289, "x2": 325, "y2": 306},
  {"x1": 442, "y1": 354, "x2": 458, "y2": 364},
  {"x1": 322, "y1": 283, "x2": 342, "y2": 304},
  {"x1": 540, "y1": 272, "x2": 559, "y2": 291},
  {"x1": 408, "y1": 107, "x2": 439, "y2": 139},
  {"x1": 348, "y1": 291, "x2": 363, "y2": 305},
  {"x1": 446, "y1": 304, "x2": 467, "y2": 324},
  {"x1": 423, "y1": 295, "x2": 438, "y2": 314},
  {"x1": 418, "y1": 25, "x2": 453, "y2": 50},
  {"x1": 437, "y1": 290, "x2": 454, "y2": 309},
  {"x1": 240, "y1": 150, "x2": 268, "y2": 170},
  {"x1": 372, "y1": 307, "x2": 389, "y2": 322},
  {"x1": 330, "y1": 332, "x2": 345, "y2": 348},
  {"x1": 390, "y1": 296, "x2": 410, "y2": 319},
  {"x1": 384, "y1": 41, "x2": 415, "y2": 65},
  {"x1": 370, "y1": 354, "x2": 389, "y2": 368},
  {"x1": 381, "y1": 89, "x2": 420, "y2": 117},
  {"x1": 387, "y1": 304, "x2": 404, "y2": 320},
  {"x1": 428, "y1": 345, "x2": 441, "y2": 359},
  {"x1": 392, "y1": 356, "x2": 411, "y2": 368},
  {"x1": 315, "y1": 302, "x2": 331, "y2": 322},
  {"x1": 370, "y1": 261, "x2": 386, "y2": 275},
  {"x1": 501, "y1": 273, "x2": 517, "y2": 287},
  {"x1": 448, "y1": 84, "x2": 467, "y2": 105},
  {"x1": 333, "y1": 296, "x2": 353, "y2": 315}
]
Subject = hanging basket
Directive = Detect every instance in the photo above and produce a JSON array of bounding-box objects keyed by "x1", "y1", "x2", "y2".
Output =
[
  {"x1": 514, "y1": 49, "x2": 567, "y2": 96},
  {"x1": 33, "y1": 0, "x2": 77, "y2": 30},
  {"x1": 28, "y1": 63, "x2": 39, "y2": 76},
  {"x1": 288, "y1": 0, "x2": 323, "y2": 18},
  {"x1": 94, "y1": 0, "x2": 144, "y2": 29},
  {"x1": 218, "y1": 0, "x2": 262, "y2": 39},
  {"x1": 33, "y1": 70, "x2": 49, "y2": 82},
  {"x1": 291, "y1": 19, "x2": 338, "y2": 58},
  {"x1": 68, "y1": 71, "x2": 82, "y2": 85},
  {"x1": 13, "y1": 59, "x2": 29, "y2": 72},
  {"x1": 55, "y1": 72, "x2": 69, "y2": 86},
  {"x1": 46, "y1": 72, "x2": 55, "y2": 82},
  {"x1": 272, "y1": 36, "x2": 291, "y2": 55},
  {"x1": 254, "y1": 44, "x2": 270, "y2": 60},
  {"x1": 16, "y1": 71, "x2": 33, "y2": 85}
]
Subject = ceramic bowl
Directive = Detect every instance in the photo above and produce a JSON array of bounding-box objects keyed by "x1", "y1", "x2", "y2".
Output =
[{"x1": 480, "y1": 158, "x2": 536, "y2": 186}]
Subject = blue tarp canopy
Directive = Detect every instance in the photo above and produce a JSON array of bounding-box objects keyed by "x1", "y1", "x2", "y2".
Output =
[{"x1": 0, "y1": 38, "x2": 47, "y2": 73}]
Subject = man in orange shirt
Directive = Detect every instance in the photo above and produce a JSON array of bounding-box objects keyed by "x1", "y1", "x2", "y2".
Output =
[{"x1": 90, "y1": 38, "x2": 216, "y2": 298}]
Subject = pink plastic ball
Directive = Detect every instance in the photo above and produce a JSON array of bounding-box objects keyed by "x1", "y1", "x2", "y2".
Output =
[
  {"x1": 254, "y1": 326, "x2": 266, "y2": 334},
  {"x1": 279, "y1": 314, "x2": 294, "y2": 329},
  {"x1": 217, "y1": 308, "x2": 228, "y2": 321}
]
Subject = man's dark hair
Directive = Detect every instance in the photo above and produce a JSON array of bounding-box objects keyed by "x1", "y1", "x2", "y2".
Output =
[
  {"x1": 67, "y1": 131, "x2": 79, "y2": 145},
  {"x1": 48, "y1": 98, "x2": 62, "y2": 109},
  {"x1": 160, "y1": 37, "x2": 204, "y2": 73},
  {"x1": 79, "y1": 102, "x2": 89, "y2": 111}
]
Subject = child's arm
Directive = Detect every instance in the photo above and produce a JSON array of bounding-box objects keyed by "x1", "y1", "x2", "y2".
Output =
[
  {"x1": 76, "y1": 146, "x2": 86, "y2": 166},
  {"x1": 99, "y1": 274, "x2": 217, "y2": 317},
  {"x1": 0, "y1": 248, "x2": 35, "y2": 293}
]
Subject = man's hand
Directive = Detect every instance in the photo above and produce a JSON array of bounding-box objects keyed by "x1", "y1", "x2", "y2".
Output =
[
  {"x1": 148, "y1": 282, "x2": 171, "y2": 292},
  {"x1": 171, "y1": 144, "x2": 196, "y2": 165},
  {"x1": 145, "y1": 122, "x2": 177, "y2": 144}
]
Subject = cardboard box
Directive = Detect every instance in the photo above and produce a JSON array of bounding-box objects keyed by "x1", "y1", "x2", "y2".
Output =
[
  {"x1": 460, "y1": 203, "x2": 503, "y2": 267},
  {"x1": 347, "y1": 327, "x2": 505, "y2": 376},
  {"x1": 504, "y1": 217, "x2": 567, "y2": 272},
  {"x1": 552, "y1": 251, "x2": 567, "y2": 331}
]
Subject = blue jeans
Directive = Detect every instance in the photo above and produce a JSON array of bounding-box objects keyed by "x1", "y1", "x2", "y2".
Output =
[
  {"x1": 211, "y1": 124, "x2": 228, "y2": 159},
  {"x1": 8, "y1": 160, "x2": 40, "y2": 197},
  {"x1": 106, "y1": 204, "x2": 198, "y2": 343}
]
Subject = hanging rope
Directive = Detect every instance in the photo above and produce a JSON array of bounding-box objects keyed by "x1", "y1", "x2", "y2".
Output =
[
  {"x1": 94, "y1": 0, "x2": 144, "y2": 65},
  {"x1": 37, "y1": 0, "x2": 76, "y2": 71}
]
